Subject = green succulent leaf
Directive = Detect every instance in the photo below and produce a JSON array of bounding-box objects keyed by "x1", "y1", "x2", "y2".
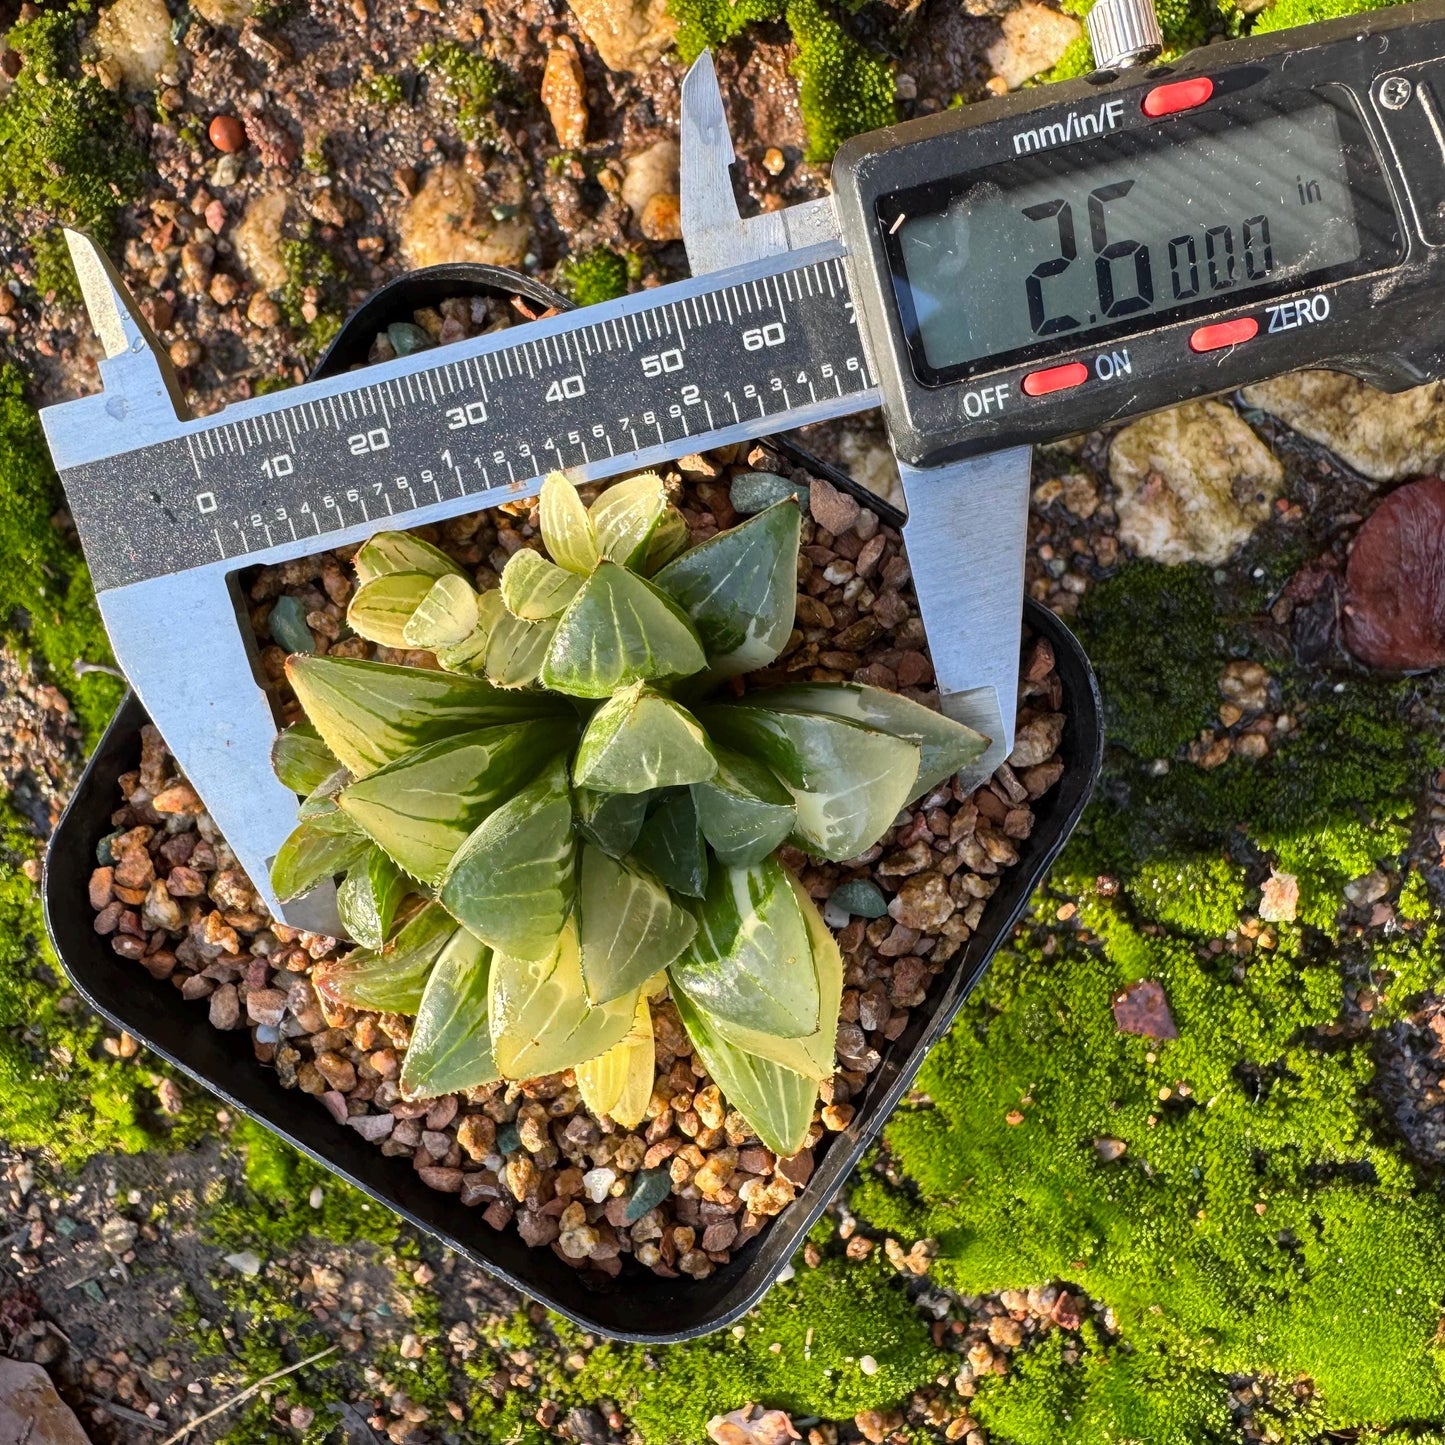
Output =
[
  {"x1": 441, "y1": 755, "x2": 576, "y2": 961},
  {"x1": 270, "y1": 811, "x2": 371, "y2": 901},
  {"x1": 337, "y1": 849, "x2": 410, "y2": 951},
  {"x1": 755, "y1": 683, "x2": 989, "y2": 802},
  {"x1": 287, "y1": 655, "x2": 556, "y2": 777},
  {"x1": 669, "y1": 856, "x2": 819, "y2": 1037},
  {"x1": 297, "y1": 766, "x2": 351, "y2": 819},
  {"x1": 539, "y1": 474, "x2": 599, "y2": 576},
  {"x1": 575, "y1": 992, "x2": 655, "y2": 1128},
  {"x1": 399, "y1": 928, "x2": 500, "y2": 1100},
  {"x1": 272, "y1": 723, "x2": 339, "y2": 796},
  {"x1": 630, "y1": 791, "x2": 708, "y2": 898},
  {"x1": 589, "y1": 474, "x2": 687, "y2": 574},
  {"x1": 435, "y1": 589, "x2": 505, "y2": 673},
  {"x1": 354, "y1": 531, "x2": 464, "y2": 585},
  {"x1": 652, "y1": 501, "x2": 801, "y2": 678},
  {"x1": 542, "y1": 563, "x2": 708, "y2": 699},
  {"x1": 500, "y1": 548, "x2": 584, "y2": 620},
  {"x1": 575, "y1": 787, "x2": 652, "y2": 858},
  {"x1": 577, "y1": 844, "x2": 697, "y2": 1005},
  {"x1": 489, "y1": 917, "x2": 638, "y2": 1077},
  {"x1": 338, "y1": 725, "x2": 573, "y2": 884},
  {"x1": 691, "y1": 746, "x2": 796, "y2": 866},
  {"x1": 486, "y1": 609, "x2": 559, "y2": 688},
  {"x1": 346, "y1": 571, "x2": 436, "y2": 648},
  {"x1": 573, "y1": 683, "x2": 716, "y2": 793},
  {"x1": 699, "y1": 701, "x2": 919, "y2": 861},
  {"x1": 708, "y1": 873, "x2": 842, "y2": 1081},
  {"x1": 403, "y1": 572, "x2": 480, "y2": 649},
  {"x1": 314, "y1": 902, "x2": 456, "y2": 1013},
  {"x1": 672, "y1": 987, "x2": 817, "y2": 1158}
]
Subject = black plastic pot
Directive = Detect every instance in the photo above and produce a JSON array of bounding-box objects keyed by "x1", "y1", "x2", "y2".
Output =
[{"x1": 43, "y1": 266, "x2": 1103, "y2": 1343}]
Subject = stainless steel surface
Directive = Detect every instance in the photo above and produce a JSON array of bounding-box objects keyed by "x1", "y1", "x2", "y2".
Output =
[
  {"x1": 895, "y1": 449, "x2": 1032, "y2": 791},
  {"x1": 1086, "y1": 0, "x2": 1163, "y2": 70},
  {"x1": 680, "y1": 50, "x2": 839, "y2": 276}
]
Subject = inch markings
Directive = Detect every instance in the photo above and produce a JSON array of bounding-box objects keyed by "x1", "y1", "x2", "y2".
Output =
[{"x1": 62, "y1": 250, "x2": 875, "y2": 592}]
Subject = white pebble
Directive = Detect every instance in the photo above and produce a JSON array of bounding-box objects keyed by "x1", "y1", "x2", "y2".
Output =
[
  {"x1": 224, "y1": 1250, "x2": 262, "y2": 1277},
  {"x1": 308, "y1": 1186, "x2": 324, "y2": 1209},
  {"x1": 775, "y1": 1262, "x2": 796, "y2": 1284},
  {"x1": 823, "y1": 900, "x2": 850, "y2": 929},
  {"x1": 859, "y1": 1354, "x2": 879, "y2": 1375},
  {"x1": 582, "y1": 1167, "x2": 616, "y2": 1204}
]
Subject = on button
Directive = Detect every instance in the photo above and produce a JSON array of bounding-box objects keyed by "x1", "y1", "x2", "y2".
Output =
[
  {"x1": 1189, "y1": 317, "x2": 1259, "y2": 352},
  {"x1": 1022, "y1": 361, "x2": 1089, "y2": 397}
]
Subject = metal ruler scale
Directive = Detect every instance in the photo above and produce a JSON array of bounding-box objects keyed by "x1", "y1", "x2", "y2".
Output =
[{"x1": 44, "y1": 0, "x2": 1445, "y2": 930}]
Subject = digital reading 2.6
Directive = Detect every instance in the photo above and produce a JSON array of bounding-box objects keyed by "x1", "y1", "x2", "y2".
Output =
[{"x1": 883, "y1": 93, "x2": 1379, "y2": 383}]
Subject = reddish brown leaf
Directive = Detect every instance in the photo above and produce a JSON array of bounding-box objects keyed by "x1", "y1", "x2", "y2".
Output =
[
  {"x1": 1112, "y1": 978, "x2": 1178, "y2": 1039},
  {"x1": 1344, "y1": 476, "x2": 1445, "y2": 671}
]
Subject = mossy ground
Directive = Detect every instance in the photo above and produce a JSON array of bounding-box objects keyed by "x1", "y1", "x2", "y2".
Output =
[{"x1": 0, "y1": 3, "x2": 147, "y2": 297}]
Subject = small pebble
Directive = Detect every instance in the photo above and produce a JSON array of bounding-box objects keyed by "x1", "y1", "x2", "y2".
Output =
[
  {"x1": 729, "y1": 472, "x2": 807, "y2": 514},
  {"x1": 829, "y1": 879, "x2": 889, "y2": 919},
  {"x1": 224, "y1": 1249, "x2": 262, "y2": 1277},
  {"x1": 208, "y1": 115, "x2": 247, "y2": 153},
  {"x1": 387, "y1": 321, "x2": 436, "y2": 357},
  {"x1": 624, "y1": 1166, "x2": 672, "y2": 1224},
  {"x1": 268, "y1": 595, "x2": 316, "y2": 655},
  {"x1": 859, "y1": 1354, "x2": 879, "y2": 1375}
]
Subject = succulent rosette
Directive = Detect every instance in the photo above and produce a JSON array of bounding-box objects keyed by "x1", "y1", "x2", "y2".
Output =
[{"x1": 269, "y1": 473, "x2": 987, "y2": 1156}]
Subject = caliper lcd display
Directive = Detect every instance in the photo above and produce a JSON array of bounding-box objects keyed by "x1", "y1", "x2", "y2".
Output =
[{"x1": 880, "y1": 90, "x2": 1400, "y2": 384}]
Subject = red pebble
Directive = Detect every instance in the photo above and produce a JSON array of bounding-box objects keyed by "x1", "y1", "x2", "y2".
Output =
[
  {"x1": 208, "y1": 114, "x2": 247, "y2": 153},
  {"x1": 1344, "y1": 476, "x2": 1445, "y2": 672}
]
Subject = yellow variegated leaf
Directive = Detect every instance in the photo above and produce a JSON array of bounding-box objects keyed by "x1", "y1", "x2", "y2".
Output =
[
  {"x1": 347, "y1": 572, "x2": 435, "y2": 647},
  {"x1": 403, "y1": 572, "x2": 479, "y2": 649},
  {"x1": 489, "y1": 917, "x2": 639, "y2": 1078},
  {"x1": 575, "y1": 992, "x2": 655, "y2": 1127},
  {"x1": 539, "y1": 474, "x2": 598, "y2": 576},
  {"x1": 500, "y1": 549, "x2": 582, "y2": 620},
  {"x1": 354, "y1": 531, "x2": 464, "y2": 585}
]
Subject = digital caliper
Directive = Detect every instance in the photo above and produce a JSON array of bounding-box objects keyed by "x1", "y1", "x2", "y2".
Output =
[{"x1": 41, "y1": 0, "x2": 1445, "y2": 930}]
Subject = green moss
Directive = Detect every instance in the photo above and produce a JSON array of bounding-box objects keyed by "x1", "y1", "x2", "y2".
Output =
[
  {"x1": 1252, "y1": 0, "x2": 1409, "y2": 31},
  {"x1": 854, "y1": 554, "x2": 1445, "y2": 1439},
  {"x1": 553, "y1": 247, "x2": 629, "y2": 307},
  {"x1": 0, "y1": 4, "x2": 148, "y2": 297},
  {"x1": 205, "y1": 1116, "x2": 402, "y2": 1252},
  {"x1": 354, "y1": 69, "x2": 406, "y2": 107},
  {"x1": 1126, "y1": 855, "x2": 1247, "y2": 937},
  {"x1": 419, "y1": 41, "x2": 501, "y2": 142},
  {"x1": 279, "y1": 236, "x2": 348, "y2": 357},
  {"x1": 0, "y1": 802, "x2": 173, "y2": 1166},
  {"x1": 0, "y1": 362, "x2": 125, "y2": 742},
  {"x1": 668, "y1": 0, "x2": 895, "y2": 160},
  {"x1": 786, "y1": 0, "x2": 897, "y2": 161},
  {"x1": 1074, "y1": 562, "x2": 1222, "y2": 760},
  {"x1": 572, "y1": 1254, "x2": 948, "y2": 1443}
]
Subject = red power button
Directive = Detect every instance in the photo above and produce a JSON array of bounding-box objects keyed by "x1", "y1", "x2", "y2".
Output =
[
  {"x1": 1189, "y1": 317, "x2": 1259, "y2": 352},
  {"x1": 1022, "y1": 361, "x2": 1089, "y2": 397},
  {"x1": 1142, "y1": 76, "x2": 1215, "y2": 117}
]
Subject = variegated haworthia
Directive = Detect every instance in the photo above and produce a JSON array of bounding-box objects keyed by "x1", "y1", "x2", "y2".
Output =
[{"x1": 273, "y1": 469, "x2": 989, "y2": 1163}]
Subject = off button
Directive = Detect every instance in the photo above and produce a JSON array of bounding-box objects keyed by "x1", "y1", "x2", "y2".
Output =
[{"x1": 1021, "y1": 361, "x2": 1089, "y2": 397}]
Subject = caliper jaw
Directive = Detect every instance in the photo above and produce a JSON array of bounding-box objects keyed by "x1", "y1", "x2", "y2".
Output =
[
  {"x1": 680, "y1": 54, "x2": 1032, "y2": 790},
  {"x1": 680, "y1": 50, "x2": 838, "y2": 275},
  {"x1": 43, "y1": 231, "x2": 190, "y2": 472},
  {"x1": 42, "y1": 232, "x2": 344, "y2": 935}
]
